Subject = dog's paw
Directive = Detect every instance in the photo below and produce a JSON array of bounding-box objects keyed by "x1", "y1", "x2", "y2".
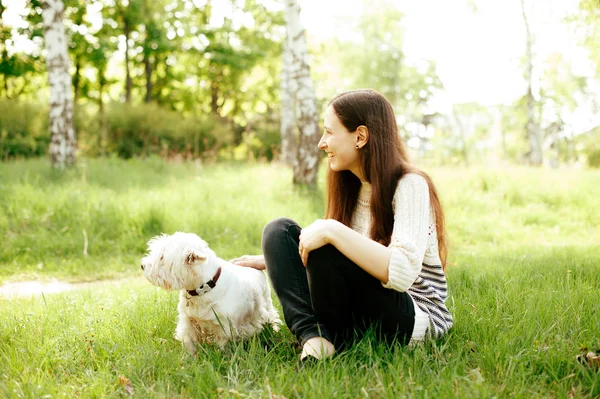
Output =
[
  {"x1": 271, "y1": 320, "x2": 281, "y2": 332},
  {"x1": 183, "y1": 340, "x2": 198, "y2": 357}
]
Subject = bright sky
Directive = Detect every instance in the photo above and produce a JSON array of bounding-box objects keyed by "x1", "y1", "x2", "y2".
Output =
[
  {"x1": 301, "y1": 0, "x2": 590, "y2": 106},
  {"x1": 2, "y1": 0, "x2": 594, "y2": 109}
]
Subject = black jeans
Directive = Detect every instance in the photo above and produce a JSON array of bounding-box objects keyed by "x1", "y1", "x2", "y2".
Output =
[{"x1": 262, "y1": 217, "x2": 415, "y2": 349}]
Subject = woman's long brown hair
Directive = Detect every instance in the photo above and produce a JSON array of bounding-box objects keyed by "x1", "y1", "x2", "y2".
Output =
[{"x1": 324, "y1": 89, "x2": 448, "y2": 269}]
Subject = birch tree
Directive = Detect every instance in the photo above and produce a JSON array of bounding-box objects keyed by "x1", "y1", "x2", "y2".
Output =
[
  {"x1": 284, "y1": 0, "x2": 320, "y2": 186},
  {"x1": 280, "y1": 38, "x2": 296, "y2": 165},
  {"x1": 520, "y1": 0, "x2": 543, "y2": 165},
  {"x1": 42, "y1": 0, "x2": 76, "y2": 167}
]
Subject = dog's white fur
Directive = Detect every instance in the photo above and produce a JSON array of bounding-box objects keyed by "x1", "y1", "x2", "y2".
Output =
[{"x1": 141, "y1": 232, "x2": 281, "y2": 355}]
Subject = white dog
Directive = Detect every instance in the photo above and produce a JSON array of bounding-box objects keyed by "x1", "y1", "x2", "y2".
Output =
[{"x1": 141, "y1": 232, "x2": 281, "y2": 355}]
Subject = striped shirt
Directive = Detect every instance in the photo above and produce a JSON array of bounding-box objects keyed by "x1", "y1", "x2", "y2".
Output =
[
  {"x1": 408, "y1": 263, "x2": 453, "y2": 338},
  {"x1": 350, "y1": 174, "x2": 453, "y2": 338}
]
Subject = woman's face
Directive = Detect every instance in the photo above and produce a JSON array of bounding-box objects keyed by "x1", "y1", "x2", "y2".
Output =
[{"x1": 318, "y1": 105, "x2": 361, "y2": 177}]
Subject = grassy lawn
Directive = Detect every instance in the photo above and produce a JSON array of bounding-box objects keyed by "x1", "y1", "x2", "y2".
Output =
[{"x1": 1, "y1": 157, "x2": 599, "y2": 397}]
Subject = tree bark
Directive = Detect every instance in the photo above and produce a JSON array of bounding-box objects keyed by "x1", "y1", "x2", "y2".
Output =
[
  {"x1": 98, "y1": 67, "x2": 105, "y2": 113},
  {"x1": 280, "y1": 38, "x2": 296, "y2": 165},
  {"x1": 520, "y1": 0, "x2": 543, "y2": 166},
  {"x1": 73, "y1": 56, "x2": 81, "y2": 103},
  {"x1": 284, "y1": 0, "x2": 320, "y2": 187},
  {"x1": 2, "y1": 76, "x2": 7, "y2": 97},
  {"x1": 210, "y1": 67, "x2": 222, "y2": 115},
  {"x1": 211, "y1": 80, "x2": 220, "y2": 115},
  {"x1": 124, "y1": 19, "x2": 132, "y2": 103},
  {"x1": 144, "y1": 52, "x2": 153, "y2": 103},
  {"x1": 42, "y1": 0, "x2": 77, "y2": 168},
  {"x1": 1, "y1": 47, "x2": 8, "y2": 97},
  {"x1": 98, "y1": 65, "x2": 107, "y2": 155},
  {"x1": 153, "y1": 54, "x2": 164, "y2": 104},
  {"x1": 448, "y1": 110, "x2": 469, "y2": 167}
]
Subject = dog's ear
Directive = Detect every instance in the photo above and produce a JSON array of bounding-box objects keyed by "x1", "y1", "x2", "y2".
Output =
[{"x1": 185, "y1": 248, "x2": 207, "y2": 265}]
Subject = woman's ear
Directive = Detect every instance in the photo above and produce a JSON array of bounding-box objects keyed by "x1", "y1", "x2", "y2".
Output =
[{"x1": 355, "y1": 125, "x2": 369, "y2": 149}]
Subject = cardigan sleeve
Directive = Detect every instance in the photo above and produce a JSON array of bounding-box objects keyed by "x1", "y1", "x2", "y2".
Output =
[{"x1": 382, "y1": 173, "x2": 430, "y2": 292}]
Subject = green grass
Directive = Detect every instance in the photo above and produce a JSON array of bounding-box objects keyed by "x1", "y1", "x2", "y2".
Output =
[
  {"x1": 0, "y1": 157, "x2": 324, "y2": 283},
  {"x1": 0, "y1": 158, "x2": 599, "y2": 397}
]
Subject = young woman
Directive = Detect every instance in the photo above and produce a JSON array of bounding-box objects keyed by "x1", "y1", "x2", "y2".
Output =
[{"x1": 233, "y1": 89, "x2": 452, "y2": 361}]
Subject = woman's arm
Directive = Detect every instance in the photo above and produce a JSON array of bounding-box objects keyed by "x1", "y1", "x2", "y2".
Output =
[
  {"x1": 383, "y1": 174, "x2": 430, "y2": 291},
  {"x1": 231, "y1": 254, "x2": 266, "y2": 270},
  {"x1": 299, "y1": 218, "x2": 394, "y2": 283},
  {"x1": 326, "y1": 221, "x2": 393, "y2": 283},
  {"x1": 300, "y1": 173, "x2": 430, "y2": 291}
]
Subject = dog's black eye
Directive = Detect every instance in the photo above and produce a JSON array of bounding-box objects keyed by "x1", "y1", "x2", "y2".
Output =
[{"x1": 141, "y1": 264, "x2": 145, "y2": 270}]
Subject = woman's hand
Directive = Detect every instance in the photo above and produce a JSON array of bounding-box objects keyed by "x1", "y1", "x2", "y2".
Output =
[
  {"x1": 299, "y1": 219, "x2": 337, "y2": 266},
  {"x1": 230, "y1": 254, "x2": 266, "y2": 270}
]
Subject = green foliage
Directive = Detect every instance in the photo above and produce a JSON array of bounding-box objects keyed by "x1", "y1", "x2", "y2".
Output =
[
  {"x1": 101, "y1": 103, "x2": 235, "y2": 159},
  {"x1": 0, "y1": 100, "x2": 49, "y2": 159},
  {"x1": 4, "y1": 0, "x2": 285, "y2": 129},
  {"x1": 568, "y1": 0, "x2": 600, "y2": 78},
  {"x1": 311, "y1": 0, "x2": 443, "y2": 152},
  {"x1": 586, "y1": 149, "x2": 600, "y2": 168},
  {"x1": 0, "y1": 100, "x2": 282, "y2": 160},
  {"x1": 0, "y1": 1, "x2": 42, "y2": 99},
  {"x1": 577, "y1": 126, "x2": 600, "y2": 168},
  {"x1": 0, "y1": 160, "x2": 599, "y2": 397},
  {"x1": 2, "y1": 0, "x2": 598, "y2": 166},
  {"x1": 349, "y1": 0, "x2": 407, "y2": 104},
  {"x1": 228, "y1": 115, "x2": 281, "y2": 162}
]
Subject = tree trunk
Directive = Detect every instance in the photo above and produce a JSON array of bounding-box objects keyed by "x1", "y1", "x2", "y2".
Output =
[
  {"x1": 284, "y1": 0, "x2": 320, "y2": 187},
  {"x1": 2, "y1": 73, "x2": 7, "y2": 98},
  {"x1": 520, "y1": 0, "x2": 543, "y2": 166},
  {"x1": 144, "y1": 52, "x2": 153, "y2": 103},
  {"x1": 98, "y1": 69, "x2": 105, "y2": 113},
  {"x1": 1, "y1": 47, "x2": 8, "y2": 97},
  {"x1": 153, "y1": 54, "x2": 164, "y2": 104},
  {"x1": 280, "y1": 38, "x2": 296, "y2": 165},
  {"x1": 73, "y1": 56, "x2": 81, "y2": 103},
  {"x1": 98, "y1": 66, "x2": 107, "y2": 155},
  {"x1": 450, "y1": 109, "x2": 469, "y2": 167},
  {"x1": 502, "y1": 128, "x2": 508, "y2": 160},
  {"x1": 42, "y1": 0, "x2": 77, "y2": 168},
  {"x1": 124, "y1": 19, "x2": 132, "y2": 103},
  {"x1": 210, "y1": 69, "x2": 221, "y2": 115},
  {"x1": 566, "y1": 130, "x2": 574, "y2": 165}
]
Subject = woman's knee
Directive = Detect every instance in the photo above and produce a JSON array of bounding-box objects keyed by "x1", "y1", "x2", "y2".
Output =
[
  {"x1": 262, "y1": 217, "x2": 299, "y2": 251},
  {"x1": 306, "y1": 245, "x2": 338, "y2": 276},
  {"x1": 307, "y1": 245, "x2": 368, "y2": 281}
]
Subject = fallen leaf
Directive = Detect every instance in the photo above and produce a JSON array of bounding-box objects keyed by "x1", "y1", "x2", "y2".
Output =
[
  {"x1": 576, "y1": 349, "x2": 600, "y2": 369},
  {"x1": 468, "y1": 368, "x2": 485, "y2": 385},
  {"x1": 117, "y1": 375, "x2": 134, "y2": 396}
]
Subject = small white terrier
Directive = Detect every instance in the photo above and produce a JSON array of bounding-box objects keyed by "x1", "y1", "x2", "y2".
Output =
[{"x1": 141, "y1": 232, "x2": 281, "y2": 355}]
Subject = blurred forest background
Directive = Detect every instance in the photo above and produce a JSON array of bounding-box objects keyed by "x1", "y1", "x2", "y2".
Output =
[{"x1": 1, "y1": 0, "x2": 599, "y2": 170}]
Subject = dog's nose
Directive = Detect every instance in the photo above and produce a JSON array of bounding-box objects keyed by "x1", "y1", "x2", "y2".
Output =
[{"x1": 141, "y1": 264, "x2": 145, "y2": 270}]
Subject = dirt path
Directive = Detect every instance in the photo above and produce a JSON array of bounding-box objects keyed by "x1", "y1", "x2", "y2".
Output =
[{"x1": 0, "y1": 277, "x2": 146, "y2": 298}]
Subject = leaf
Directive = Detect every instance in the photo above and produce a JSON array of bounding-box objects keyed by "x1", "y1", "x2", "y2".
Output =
[
  {"x1": 567, "y1": 386, "x2": 578, "y2": 398},
  {"x1": 117, "y1": 375, "x2": 134, "y2": 396},
  {"x1": 576, "y1": 350, "x2": 600, "y2": 369},
  {"x1": 468, "y1": 368, "x2": 485, "y2": 385}
]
